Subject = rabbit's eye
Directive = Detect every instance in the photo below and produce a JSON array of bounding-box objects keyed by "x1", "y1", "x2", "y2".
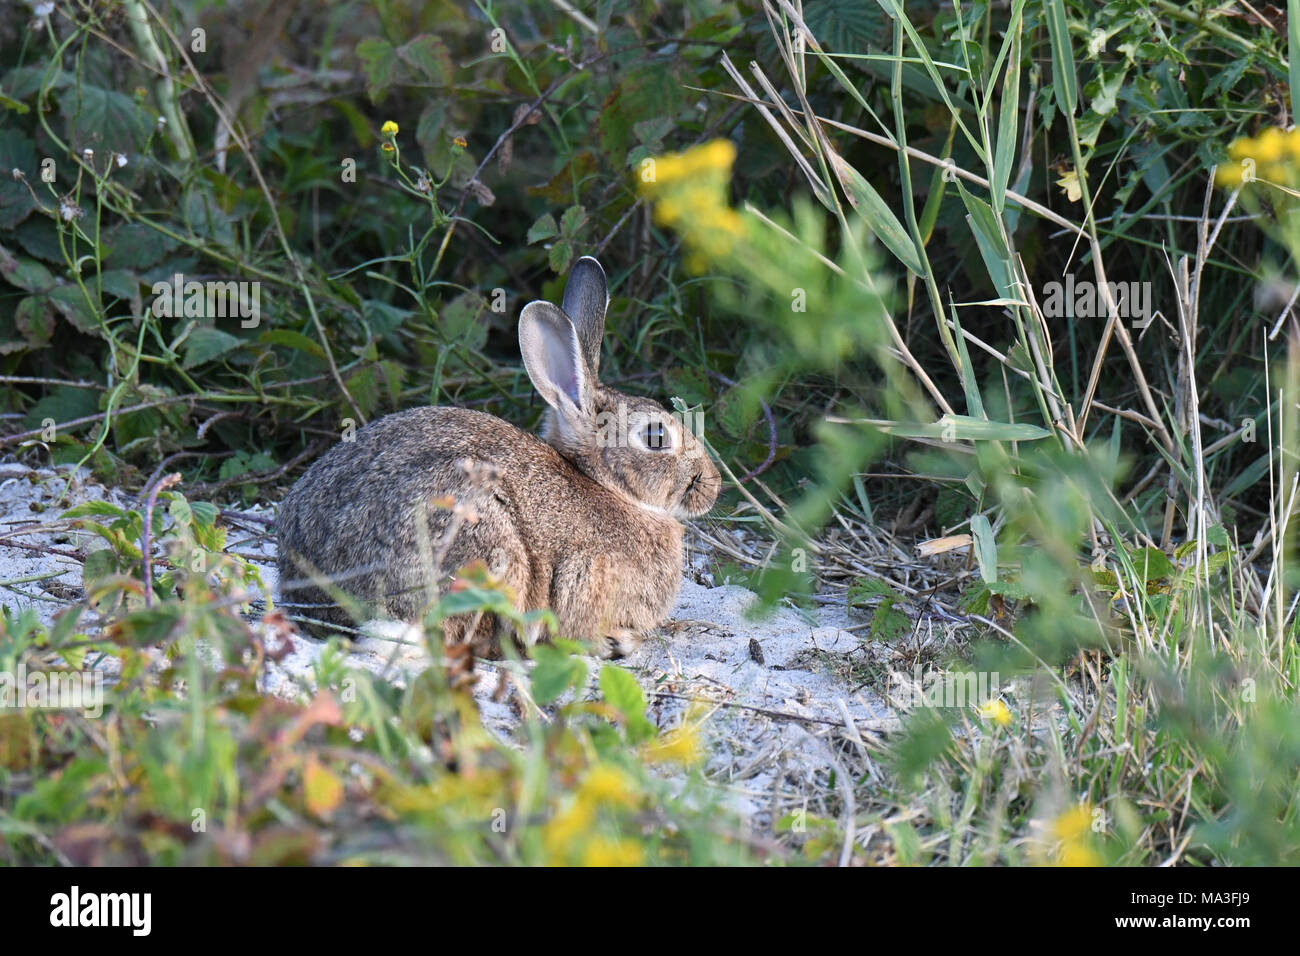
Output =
[{"x1": 641, "y1": 421, "x2": 670, "y2": 451}]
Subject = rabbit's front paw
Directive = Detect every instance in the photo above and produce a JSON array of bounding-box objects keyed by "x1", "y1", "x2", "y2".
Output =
[{"x1": 600, "y1": 628, "x2": 644, "y2": 660}]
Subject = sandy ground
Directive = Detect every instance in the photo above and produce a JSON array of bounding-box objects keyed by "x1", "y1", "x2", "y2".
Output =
[{"x1": 0, "y1": 461, "x2": 904, "y2": 822}]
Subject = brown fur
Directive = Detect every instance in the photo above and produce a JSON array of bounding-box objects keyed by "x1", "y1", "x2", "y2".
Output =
[{"x1": 275, "y1": 257, "x2": 720, "y2": 657}]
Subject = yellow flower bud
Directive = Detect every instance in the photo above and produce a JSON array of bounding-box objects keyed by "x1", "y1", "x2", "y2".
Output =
[
  {"x1": 1255, "y1": 127, "x2": 1285, "y2": 163},
  {"x1": 1214, "y1": 163, "x2": 1245, "y2": 188},
  {"x1": 1052, "y1": 804, "x2": 1094, "y2": 842},
  {"x1": 1226, "y1": 137, "x2": 1253, "y2": 161},
  {"x1": 976, "y1": 698, "x2": 1013, "y2": 726}
]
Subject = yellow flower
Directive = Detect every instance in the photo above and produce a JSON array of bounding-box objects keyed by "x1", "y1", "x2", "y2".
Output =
[
  {"x1": 1226, "y1": 137, "x2": 1254, "y2": 162},
  {"x1": 1214, "y1": 163, "x2": 1246, "y2": 188},
  {"x1": 685, "y1": 252, "x2": 709, "y2": 275},
  {"x1": 976, "y1": 698, "x2": 1013, "y2": 727},
  {"x1": 582, "y1": 837, "x2": 644, "y2": 867},
  {"x1": 1055, "y1": 168, "x2": 1082, "y2": 202},
  {"x1": 696, "y1": 229, "x2": 736, "y2": 259},
  {"x1": 1057, "y1": 842, "x2": 1101, "y2": 867},
  {"x1": 381, "y1": 120, "x2": 399, "y2": 136},
  {"x1": 578, "y1": 766, "x2": 638, "y2": 807},
  {"x1": 699, "y1": 139, "x2": 737, "y2": 173},
  {"x1": 645, "y1": 153, "x2": 685, "y2": 187},
  {"x1": 542, "y1": 798, "x2": 595, "y2": 856},
  {"x1": 381, "y1": 142, "x2": 394, "y2": 153},
  {"x1": 453, "y1": 136, "x2": 468, "y2": 149},
  {"x1": 639, "y1": 140, "x2": 745, "y2": 269},
  {"x1": 643, "y1": 724, "x2": 703, "y2": 766},
  {"x1": 1052, "y1": 804, "x2": 1094, "y2": 842},
  {"x1": 1216, "y1": 127, "x2": 1300, "y2": 189},
  {"x1": 1045, "y1": 803, "x2": 1102, "y2": 866},
  {"x1": 1255, "y1": 126, "x2": 1286, "y2": 163},
  {"x1": 641, "y1": 139, "x2": 737, "y2": 190},
  {"x1": 677, "y1": 182, "x2": 719, "y2": 211},
  {"x1": 709, "y1": 208, "x2": 746, "y2": 236},
  {"x1": 652, "y1": 197, "x2": 682, "y2": 226}
]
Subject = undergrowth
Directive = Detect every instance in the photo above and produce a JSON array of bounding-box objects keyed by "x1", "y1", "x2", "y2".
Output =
[{"x1": 1, "y1": 0, "x2": 1299, "y2": 865}]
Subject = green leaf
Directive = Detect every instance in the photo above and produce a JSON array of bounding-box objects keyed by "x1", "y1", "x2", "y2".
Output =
[
  {"x1": 597, "y1": 66, "x2": 687, "y2": 166},
  {"x1": 847, "y1": 577, "x2": 910, "y2": 642},
  {"x1": 440, "y1": 292, "x2": 488, "y2": 350},
  {"x1": 526, "y1": 212, "x2": 558, "y2": 244},
  {"x1": 600, "y1": 665, "x2": 655, "y2": 742},
  {"x1": 415, "y1": 101, "x2": 452, "y2": 173},
  {"x1": 871, "y1": 602, "x2": 911, "y2": 642},
  {"x1": 191, "y1": 500, "x2": 220, "y2": 526},
  {"x1": 0, "y1": 249, "x2": 54, "y2": 294},
  {"x1": 0, "y1": 129, "x2": 37, "y2": 228},
  {"x1": 362, "y1": 300, "x2": 411, "y2": 337},
  {"x1": 356, "y1": 37, "x2": 399, "y2": 104},
  {"x1": 2, "y1": 65, "x2": 72, "y2": 100},
  {"x1": 1044, "y1": 0, "x2": 1078, "y2": 115},
  {"x1": 47, "y1": 285, "x2": 100, "y2": 335},
  {"x1": 633, "y1": 116, "x2": 675, "y2": 148},
  {"x1": 892, "y1": 708, "x2": 954, "y2": 785},
  {"x1": 955, "y1": 180, "x2": 1015, "y2": 299},
  {"x1": 182, "y1": 184, "x2": 234, "y2": 243},
  {"x1": 875, "y1": 415, "x2": 1050, "y2": 442},
  {"x1": 345, "y1": 366, "x2": 378, "y2": 418},
  {"x1": 1127, "y1": 547, "x2": 1175, "y2": 583},
  {"x1": 182, "y1": 326, "x2": 243, "y2": 369},
  {"x1": 848, "y1": 576, "x2": 894, "y2": 606},
  {"x1": 970, "y1": 514, "x2": 997, "y2": 584},
  {"x1": 801, "y1": 0, "x2": 888, "y2": 54},
  {"x1": 61, "y1": 500, "x2": 128, "y2": 519},
  {"x1": 599, "y1": 664, "x2": 642, "y2": 714},
  {"x1": 827, "y1": 151, "x2": 924, "y2": 276},
  {"x1": 59, "y1": 84, "x2": 151, "y2": 155},
  {"x1": 103, "y1": 222, "x2": 177, "y2": 270},
  {"x1": 13, "y1": 296, "x2": 53, "y2": 348},
  {"x1": 559, "y1": 204, "x2": 587, "y2": 236},
  {"x1": 531, "y1": 644, "x2": 587, "y2": 704},
  {"x1": 23, "y1": 386, "x2": 98, "y2": 431},
  {"x1": 397, "y1": 35, "x2": 453, "y2": 87},
  {"x1": 986, "y1": 577, "x2": 1029, "y2": 600},
  {"x1": 1290, "y1": 0, "x2": 1300, "y2": 123},
  {"x1": 218, "y1": 450, "x2": 276, "y2": 481},
  {"x1": 261, "y1": 328, "x2": 325, "y2": 360},
  {"x1": 99, "y1": 269, "x2": 141, "y2": 302},
  {"x1": 548, "y1": 239, "x2": 574, "y2": 274},
  {"x1": 168, "y1": 496, "x2": 193, "y2": 530},
  {"x1": 991, "y1": 9, "x2": 1023, "y2": 216}
]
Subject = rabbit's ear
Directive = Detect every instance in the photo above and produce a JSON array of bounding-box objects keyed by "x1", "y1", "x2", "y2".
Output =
[
  {"x1": 520, "y1": 300, "x2": 592, "y2": 422},
  {"x1": 561, "y1": 256, "x2": 607, "y2": 376}
]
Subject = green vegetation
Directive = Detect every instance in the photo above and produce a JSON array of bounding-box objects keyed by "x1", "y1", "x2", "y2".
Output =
[{"x1": 1, "y1": 0, "x2": 1299, "y2": 865}]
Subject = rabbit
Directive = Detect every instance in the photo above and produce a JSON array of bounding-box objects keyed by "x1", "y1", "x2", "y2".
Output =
[{"x1": 275, "y1": 256, "x2": 722, "y2": 658}]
